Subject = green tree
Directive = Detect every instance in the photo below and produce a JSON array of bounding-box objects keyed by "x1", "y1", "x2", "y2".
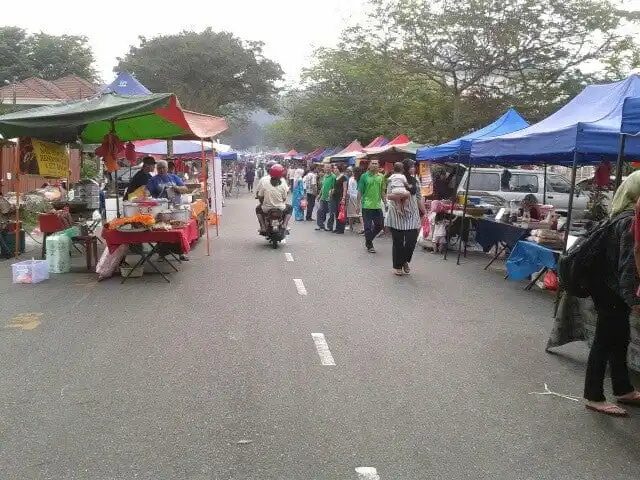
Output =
[
  {"x1": 356, "y1": 0, "x2": 640, "y2": 131},
  {"x1": 265, "y1": 43, "x2": 452, "y2": 149},
  {"x1": 115, "y1": 29, "x2": 284, "y2": 117},
  {"x1": 0, "y1": 27, "x2": 97, "y2": 83}
]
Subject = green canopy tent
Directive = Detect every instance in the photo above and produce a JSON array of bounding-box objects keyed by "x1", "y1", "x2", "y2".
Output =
[
  {"x1": 0, "y1": 92, "x2": 228, "y2": 143},
  {"x1": 0, "y1": 92, "x2": 228, "y2": 257}
]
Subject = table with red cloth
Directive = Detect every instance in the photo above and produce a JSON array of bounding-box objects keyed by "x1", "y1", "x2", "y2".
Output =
[{"x1": 102, "y1": 219, "x2": 199, "y2": 283}]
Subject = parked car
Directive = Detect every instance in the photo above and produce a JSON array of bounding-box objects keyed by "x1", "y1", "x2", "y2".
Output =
[
  {"x1": 106, "y1": 166, "x2": 142, "y2": 196},
  {"x1": 457, "y1": 167, "x2": 588, "y2": 217}
]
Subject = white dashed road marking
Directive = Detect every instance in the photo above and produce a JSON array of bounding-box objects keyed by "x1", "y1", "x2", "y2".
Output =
[
  {"x1": 311, "y1": 333, "x2": 336, "y2": 366},
  {"x1": 356, "y1": 467, "x2": 380, "y2": 479},
  {"x1": 284, "y1": 252, "x2": 294, "y2": 262},
  {"x1": 293, "y1": 278, "x2": 307, "y2": 295}
]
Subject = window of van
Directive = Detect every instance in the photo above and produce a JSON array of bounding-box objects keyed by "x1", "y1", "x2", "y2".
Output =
[
  {"x1": 547, "y1": 175, "x2": 572, "y2": 194},
  {"x1": 468, "y1": 172, "x2": 500, "y2": 191},
  {"x1": 505, "y1": 174, "x2": 538, "y2": 193}
]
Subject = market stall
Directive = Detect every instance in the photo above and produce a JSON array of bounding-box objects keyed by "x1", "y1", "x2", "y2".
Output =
[
  {"x1": 415, "y1": 108, "x2": 530, "y2": 263},
  {"x1": 0, "y1": 92, "x2": 227, "y2": 281}
]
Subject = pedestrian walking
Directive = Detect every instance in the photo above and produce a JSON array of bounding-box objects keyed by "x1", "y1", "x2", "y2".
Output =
[
  {"x1": 246, "y1": 163, "x2": 255, "y2": 193},
  {"x1": 332, "y1": 164, "x2": 349, "y2": 234},
  {"x1": 315, "y1": 164, "x2": 336, "y2": 232},
  {"x1": 303, "y1": 166, "x2": 318, "y2": 221},
  {"x1": 583, "y1": 171, "x2": 640, "y2": 416},
  {"x1": 357, "y1": 158, "x2": 386, "y2": 253},
  {"x1": 292, "y1": 168, "x2": 305, "y2": 221},
  {"x1": 346, "y1": 167, "x2": 360, "y2": 232},
  {"x1": 385, "y1": 159, "x2": 426, "y2": 275}
]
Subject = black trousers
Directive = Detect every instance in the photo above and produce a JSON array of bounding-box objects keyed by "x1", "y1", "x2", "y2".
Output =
[
  {"x1": 306, "y1": 193, "x2": 316, "y2": 220},
  {"x1": 584, "y1": 288, "x2": 634, "y2": 402},
  {"x1": 390, "y1": 228, "x2": 419, "y2": 269}
]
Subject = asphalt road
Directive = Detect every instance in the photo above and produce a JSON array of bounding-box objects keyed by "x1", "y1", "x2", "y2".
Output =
[{"x1": 1, "y1": 193, "x2": 640, "y2": 480}]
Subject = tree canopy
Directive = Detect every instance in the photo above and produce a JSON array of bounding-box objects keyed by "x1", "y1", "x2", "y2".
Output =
[
  {"x1": 0, "y1": 27, "x2": 97, "y2": 83},
  {"x1": 268, "y1": 0, "x2": 640, "y2": 150},
  {"x1": 115, "y1": 28, "x2": 284, "y2": 118}
]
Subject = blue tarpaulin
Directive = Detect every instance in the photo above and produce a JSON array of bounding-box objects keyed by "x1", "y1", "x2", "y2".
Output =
[
  {"x1": 472, "y1": 74, "x2": 640, "y2": 165},
  {"x1": 416, "y1": 108, "x2": 528, "y2": 162},
  {"x1": 506, "y1": 241, "x2": 557, "y2": 281},
  {"x1": 102, "y1": 72, "x2": 152, "y2": 95}
]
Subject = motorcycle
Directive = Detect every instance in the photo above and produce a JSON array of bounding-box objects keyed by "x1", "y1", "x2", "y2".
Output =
[{"x1": 264, "y1": 209, "x2": 286, "y2": 248}]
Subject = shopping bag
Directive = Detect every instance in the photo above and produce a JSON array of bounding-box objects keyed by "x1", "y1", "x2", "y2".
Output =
[
  {"x1": 543, "y1": 271, "x2": 558, "y2": 291},
  {"x1": 300, "y1": 199, "x2": 307, "y2": 209},
  {"x1": 422, "y1": 216, "x2": 430, "y2": 239},
  {"x1": 338, "y1": 203, "x2": 346, "y2": 222}
]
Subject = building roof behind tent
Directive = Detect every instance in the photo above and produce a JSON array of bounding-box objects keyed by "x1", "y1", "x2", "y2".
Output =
[
  {"x1": 102, "y1": 72, "x2": 152, "y2": 95},
  {"x1": 52, "y1": 75, "x2": 101, "y2": 99},
  {"x1": 0, "y1": 77, "x2": 68, "y2": 102},
  {"x1": 472, "y1": 74, "x2": 640, "y2": 165}
]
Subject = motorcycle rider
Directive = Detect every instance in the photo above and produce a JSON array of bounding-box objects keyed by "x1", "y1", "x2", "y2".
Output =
[
  {"x1": 256, "y1": 164, "x2": 292, "y2": 235},
  {"x1": 255, "y1": 161, "x2": 288, "y2": 231}
]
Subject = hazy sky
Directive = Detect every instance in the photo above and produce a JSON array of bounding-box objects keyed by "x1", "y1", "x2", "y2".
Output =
[{"x1": 2, "y1": 0, "x2": 369, "y2": 85}]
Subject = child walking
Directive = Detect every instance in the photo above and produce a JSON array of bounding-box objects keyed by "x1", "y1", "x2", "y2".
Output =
[{"x1": 431, "y1": 211, "x2": 448, "y2": 253}]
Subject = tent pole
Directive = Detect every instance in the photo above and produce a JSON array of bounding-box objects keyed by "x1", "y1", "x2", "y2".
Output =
[
  {"x1": 456, "y1": 158, "x2": 472, "y2": 265},
  {"x1": 14, "y1": 138, "x2": 20, "y2": 258},
  {"x1": 201, "y1": 139, "x2": 211, "y2": 256},
  {"x1": 543, "y1": 164, "x2": 547, "y2": 204},
  {"x1": 211, "y1": 146, "x2": 220, "y2": 237},
  {"x1": 614, "y1": 134, "x2": 627, "y2": 191},
  {"x1": 562, "y1": 151, "x2": 579, "y2": 253},
  {"x1": 443, "y1": 159, "x2": 459, "y2": 261}
]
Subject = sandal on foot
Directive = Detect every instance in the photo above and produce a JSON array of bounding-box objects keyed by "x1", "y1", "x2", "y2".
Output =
[
  {"x1": 403, "y1": 262, "x2": 411, "y2": 274},
  {"x1": 585, "y1": 402, "x2": 628, "y2": 417},
  {"x1": 392, "y1": 268, "x2": 405, "y2": 276},
  {"x1": 617, "y1": 391, "x2": 640, "y2": 406}
]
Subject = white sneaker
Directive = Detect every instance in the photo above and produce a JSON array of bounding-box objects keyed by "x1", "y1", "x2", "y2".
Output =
[{"x1": 281, "y1": 238, "x2": 287, "y2": 245}]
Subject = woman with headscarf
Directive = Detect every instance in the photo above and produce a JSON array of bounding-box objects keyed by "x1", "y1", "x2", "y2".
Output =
[
  {"x1": 292, "y1": 168, "x2": 306, "y2": 221},
  {"x1": 385, "y1": 158, "x2": 427, "y2": 275},
  {"x1": 584, "y1": 171, "x2": 640, "y2": 416}
]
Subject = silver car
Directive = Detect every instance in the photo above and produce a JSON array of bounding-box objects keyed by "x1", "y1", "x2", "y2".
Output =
[{"x1": 457, "y1": 167, "x2": 588, "y2": 217}]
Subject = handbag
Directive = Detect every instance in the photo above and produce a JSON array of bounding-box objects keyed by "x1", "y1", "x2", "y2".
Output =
[{"x1": 338, "y1": 203, "x2": 346, "y2": 222}]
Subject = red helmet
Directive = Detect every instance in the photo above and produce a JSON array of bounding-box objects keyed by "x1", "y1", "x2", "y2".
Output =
[{"x1": 270, "y1": 164, "x2": 285, "y2": 179}]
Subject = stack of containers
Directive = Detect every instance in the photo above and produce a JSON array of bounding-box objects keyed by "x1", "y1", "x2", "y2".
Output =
[{"x1": 46, "y1": 233, "x2": 71, "y2": 273}]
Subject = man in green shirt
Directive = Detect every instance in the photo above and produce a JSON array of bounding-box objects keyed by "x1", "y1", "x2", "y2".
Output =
[
  {"x1": 357, "y1": 158, "x2": 386, "y2": 252},
  {"x1": 315, "y1": 164, "x2": 336, "y2": 231}
]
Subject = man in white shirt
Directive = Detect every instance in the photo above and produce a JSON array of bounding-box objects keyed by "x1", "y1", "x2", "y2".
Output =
[
  {"x1": 255, "y1": 163, "x2": 290, "y2": 234},
  {"x1": 303, "y1": 165, "x2": 318, "y2": 221},
  {"x1": 287, "y1": 166, "x2": 296, "y2": 189}
]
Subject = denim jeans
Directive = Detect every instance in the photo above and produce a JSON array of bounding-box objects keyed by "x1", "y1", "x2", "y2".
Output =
[{"x1": 317, "y1": 199, "x2": 329, "y2": 229}]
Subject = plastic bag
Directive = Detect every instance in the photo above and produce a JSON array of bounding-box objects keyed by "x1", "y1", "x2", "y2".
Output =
[
  {"x1": 338, "y1": 203, "x2": 346, "y2": 222},
  {"x1": 543, "y1": 271, "x2": 558, "y2": 291},
  {"x1": 422, "y1": 216, "x2": 430, "y2": 239},
  {"x1": 300, "y1": 199, "x2": 307, "y2": 209},
  {"x1": 96, "y1": 245, "x2": 128, "y2": 281}
]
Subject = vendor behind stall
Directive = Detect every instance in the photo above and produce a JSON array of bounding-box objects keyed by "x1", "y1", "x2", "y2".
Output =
[
  {"x1": 124, "y1": 156, "x2": 156, "y2": 200},
  {"x1": 146, "y1": 159, "x2": 188, "y2": 205}
]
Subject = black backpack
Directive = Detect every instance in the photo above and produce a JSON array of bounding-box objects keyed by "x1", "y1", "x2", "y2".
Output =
[{"x1": 557, "y1": 211, "x2": 633, "y2": 297}]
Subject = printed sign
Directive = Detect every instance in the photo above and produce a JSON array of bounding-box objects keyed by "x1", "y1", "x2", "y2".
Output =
[
  {"x1": 418, "y1": 161, "x2": 433, "y2": 197},
  {"x1": 19, "y1": 137, "x2": 68, "y2": 178}
]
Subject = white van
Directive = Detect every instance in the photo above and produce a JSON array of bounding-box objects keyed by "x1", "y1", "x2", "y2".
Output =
[{"x1": 457, "y1": 167, "x2": 588, "y2": 217}]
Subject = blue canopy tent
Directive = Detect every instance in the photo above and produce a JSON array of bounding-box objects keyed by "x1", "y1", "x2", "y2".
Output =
[
  {"x1": 102, "y1": 72, "x2": 152, "y2": 95},
  {"x1": 471, "y1": 74, "x2": 640, "y2": 252},
  {"x1": 617, "y1": 96, "x2": 640, "y2": 187},
  {"x1": 416, "y1": 108, "x2": 529, "y2": 263},
  {"x1": 471, "y1": 74, "x2": 640, "y2": 166},
  {"x1": 416, "y1": 108, "x2": 529, "y2": 162}
]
